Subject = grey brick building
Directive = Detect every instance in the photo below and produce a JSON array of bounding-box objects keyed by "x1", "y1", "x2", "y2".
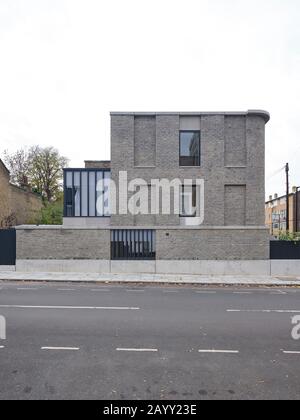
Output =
[{"x1": 16, "y1": 110, "x2": 271, "y2": 275}]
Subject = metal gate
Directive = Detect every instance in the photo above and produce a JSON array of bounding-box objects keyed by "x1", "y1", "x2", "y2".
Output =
[{"x1": 0, "y1": 229, "x2": 16, "y2": 265}]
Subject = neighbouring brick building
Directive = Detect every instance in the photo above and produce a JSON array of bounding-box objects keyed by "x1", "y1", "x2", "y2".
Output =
[
  {"x1": 0, "y1": 159, "x2": 42, "y2": 227},
  {"x1": 16, "y1": 110, "x2": 271, "y2": 275},
  {"x1": 265, "y1": 188, "x2": 300, "y2": 236}
]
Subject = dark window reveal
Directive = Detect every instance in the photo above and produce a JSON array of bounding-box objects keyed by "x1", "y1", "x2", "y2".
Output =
[{"x1": 179, "y1": 131, "x2": 201, "y2": 166}]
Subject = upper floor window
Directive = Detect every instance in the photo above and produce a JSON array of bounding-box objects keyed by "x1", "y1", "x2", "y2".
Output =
[{"x1": 179, "y1": 131, "x2": 201, "y2": 166}]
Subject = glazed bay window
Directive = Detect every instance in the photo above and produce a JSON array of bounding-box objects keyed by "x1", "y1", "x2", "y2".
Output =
[
  {"x1": 64, "y1": 169, "x2": 110, "y2": 217},
  {"x1": 179, "y1": 131, "x2": 200, "y2": 166},
  {"x1": 180, "y1": 184, "x2": 197, "y2": 217}
]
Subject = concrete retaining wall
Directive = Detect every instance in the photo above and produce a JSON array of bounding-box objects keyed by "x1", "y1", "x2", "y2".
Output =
[{"x1": 15, "y1": 259, "x2": 300, "y2": 276}]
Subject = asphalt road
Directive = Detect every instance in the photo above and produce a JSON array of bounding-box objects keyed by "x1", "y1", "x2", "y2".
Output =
[{"x1": 0, "y1": 281, "x2": 300, "y2": 400}]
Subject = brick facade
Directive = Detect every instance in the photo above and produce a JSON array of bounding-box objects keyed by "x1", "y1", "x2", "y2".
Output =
[{"x1": 17, "y1": 228, "x2": 110, "y2": 260}]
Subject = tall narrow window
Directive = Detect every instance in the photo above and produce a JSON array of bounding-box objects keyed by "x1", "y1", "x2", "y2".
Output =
[
  {"x1": 65, "y1": 172, "x2": 73, "y2": 216},
  {"x1": 179, "y1": 131, "x2": 200, "y2": 166},
  {"x1": 74, "y1": 172, "x2": 81, "y2": 216}
]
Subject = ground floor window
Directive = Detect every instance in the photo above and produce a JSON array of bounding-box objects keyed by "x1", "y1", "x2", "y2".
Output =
[{"x1": 111, "y1": 229, "x2": 156, "y2": 260}]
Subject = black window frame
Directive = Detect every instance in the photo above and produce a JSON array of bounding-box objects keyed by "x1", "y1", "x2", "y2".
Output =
[
  {"x1": 111, "y1": 229, "x2": 156, "y2": 260},
  {"x1": 63, "y1": 168, "x2": 111, "y2": 218},
  {"x1": 179, "y1": 130, "x2": 201, "y2": 167}
]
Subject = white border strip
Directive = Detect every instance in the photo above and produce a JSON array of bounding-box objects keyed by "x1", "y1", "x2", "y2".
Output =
[
  {"x1": 116, "y1": 348, "x2": 158, "y2": 352},
  {"x1": 198, "y1": 349, "x2": 239, "y2": 354},
  {"x1": 0, "y1": 305, "x2": 139, "y2": 310},
  {"x1": 41, "y1": 347, "x2": 79, "y2": 351}
]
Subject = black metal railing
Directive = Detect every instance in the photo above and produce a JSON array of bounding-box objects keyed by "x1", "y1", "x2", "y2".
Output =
[{"x1": 111, "y1": 229, "x2": 156, "y2": 260}]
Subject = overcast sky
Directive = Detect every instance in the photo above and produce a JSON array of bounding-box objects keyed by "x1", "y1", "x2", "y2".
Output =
[{"x1": 0, "y1": 0, "x2": 299, "y2": 198}]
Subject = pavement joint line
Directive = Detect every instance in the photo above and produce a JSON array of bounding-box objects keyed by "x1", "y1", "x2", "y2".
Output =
[
  {"x1": 0, "y1": 305, "x2": 140, "y2": 311},
  {"x1": 198, "y1": 349, "x2": 239, "y2": 354},
  {"x1": 227, "y1": 309, "x2": 300, "y2": 313},
  {"x1": 90, "y1": 289, "x2": 111, "y2": 292},
  {"x1": 116, "y1": 348, "x2": 158, "y2": 352},
  {"x1": 195, "y1": 291, "x2": 216, "y2": 294},
  {"x1": 233, "y1": 292, "x2": 252, "y2": 294},
  {"x1": 126, "y1": 290, "x2": 145, "y2": 293},
  {"x1": 41, "y1": 347, "x2": 80, "y2": 351}
]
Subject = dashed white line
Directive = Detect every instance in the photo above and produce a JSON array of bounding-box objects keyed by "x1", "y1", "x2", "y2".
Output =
[
  {"x1": 282, "y1": 351, "x2": 300, "y2": 355},
  {"x1": 116, "y1": 348, "x2": 158, "y2": 352},
  {"x1": 0, "y1": 305, "x2": 140, "y2": 311},
  {"x1": 57, "y1": 289, "x2": 76, "y2": 291},
  {"x1": 0, "y1": 346, "x2": 4, "y2": 349},
  {"x1": 198, "y1": 349, "x2": 239, "y2": 354},
  {"x1": 163, "y1": 290, "x2": 179, "y2": 293},
  {"x1": 41, "y1": 347, "x2": 79, "y2": 351},
  {"x1": 17, "y1": 288, "x2": 38, "y2": 291},
  {"x1": 227, "y1": 309, "x2": 300, "y2": 313}
]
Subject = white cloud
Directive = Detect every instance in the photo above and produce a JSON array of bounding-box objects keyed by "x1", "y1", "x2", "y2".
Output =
[{"x1": 0, "y1": 0, "x2": 299, "y2": 197}]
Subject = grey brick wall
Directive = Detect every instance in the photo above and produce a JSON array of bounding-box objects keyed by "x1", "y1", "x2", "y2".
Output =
[
  {"x1": 110, "y1": 111, "x2": 268, "y2": 229},
  {"x1": 224, "y1": 116, "x2": 247, "y2": 167},
  {"x1": 224, "y1": 185, "x2": 246, "y2": 226},
  {"x1": 156, "y1": 229, "x2": 269, "y2": 260},
  {"x1": 17, "y1": 229, "x2": 110, "y2": 260},
  {"x1": 134, "y1": 116, "x2": 156, "y2": 167}
]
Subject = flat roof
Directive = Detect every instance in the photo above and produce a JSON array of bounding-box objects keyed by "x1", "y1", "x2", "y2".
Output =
[{"x1": 110, "y1": 110, "x2": 270, "y2": 123}]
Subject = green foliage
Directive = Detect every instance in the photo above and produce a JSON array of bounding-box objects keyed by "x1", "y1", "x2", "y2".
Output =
[
  {"x1": 36, "y1": 197, "x2": 63, "y2": 225},
  {"x1": 279, "y1": 231, "x2": 300, "y2": 243}
]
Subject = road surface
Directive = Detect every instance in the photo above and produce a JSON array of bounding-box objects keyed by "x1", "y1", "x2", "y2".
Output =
[{"x1": 0, "y1": 281, "x2": 300, "y2": 400}]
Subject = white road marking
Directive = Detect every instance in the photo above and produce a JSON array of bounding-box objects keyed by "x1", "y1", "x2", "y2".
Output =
[
  {"x1": 116, "y1": 348, "x2": 158, "y2": 352},
  {"x1": 0, "y1": 305, "x2": 139, "y2": 311},
  {"x1": 282, "y1": 351, "x2": 300, "y2": 355},
  {"x1": 57, "y1": 289, "x2": 76, "y2": 291},
  {"x1": 270, "y1": 291, "x2": 287, "y2": 295},
  {"x1": 163, "y1": 290, "x2": 179, "y2": 293},
  {"x1": 17, "y1": 288, "x2": 38, "y2": 291},
  {"x1": 0, "y1": 346, "x2": 4, "y2": 349},
  {"x1": 41, "y1": 347, "x2": 79, "y2": 351},
  {"x1": 198, "y1": 349, "x2": 239, "y2": 354},
  {"x1": 227, "y1": 309, "x2": 300, "y2": 313}
]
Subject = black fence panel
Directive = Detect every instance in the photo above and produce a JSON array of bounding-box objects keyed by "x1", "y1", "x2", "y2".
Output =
[
  {"x1": 111, "y1": 229, "x2": 155, "y2": 260},
  {"x1": 270, "y1": 240, "x2": 300, "y2": 260},
  {"x1": 0, "y1": 229, "x2": 16, "y2": 265}
]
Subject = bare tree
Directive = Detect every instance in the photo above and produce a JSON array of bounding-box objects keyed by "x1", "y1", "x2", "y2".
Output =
[{"x1": 4, "y1": 146, "x2": 69, "y2": 203}]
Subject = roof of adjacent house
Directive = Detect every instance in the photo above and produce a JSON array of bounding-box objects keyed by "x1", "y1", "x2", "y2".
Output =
[{"x1": 0, "y1": 159, "x2": 10, "y2": 176}]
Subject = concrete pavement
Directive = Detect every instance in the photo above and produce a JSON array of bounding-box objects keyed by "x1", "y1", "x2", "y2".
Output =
[
  {"x1": 0, "y1": 270, "x2": 300, "y2": 286},
  {"x1": 0, "y1": 281, "x2": 300, "y2": 399}
]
